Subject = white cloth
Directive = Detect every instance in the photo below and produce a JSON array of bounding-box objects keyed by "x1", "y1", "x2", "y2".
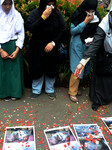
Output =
[
  {"x1": 80, "y1": 58, "x2": 90, "y2": 66},
  {"x1": 90, "y1": 15, "x2": 99, "y2": 23},
  {"x1": 0, "y1": 0, "x2": 25, "y2": 49},
  {"x1": 0, "y1": 0, "x2": 6, "y2": 4},
  {"x1": 99, "y1": 12, "x2": 110, "y2": 34},
  {"x1": 85, "y1": 37, "x2": 93, "y2": 44}
]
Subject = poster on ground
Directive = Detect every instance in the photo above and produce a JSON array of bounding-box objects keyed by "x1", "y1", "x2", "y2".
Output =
[
  {"x1": 44, "y1": 126, "x2": 82, "y2": 150},
  {"x1": 3, "y1": 126, "x2": 36, "y2": 150},
  {"x1": 101, "y1": 117, "x2": 112, "y2": 134},
  {"x1": 73, "y1": 124, "x2": 111, "y2": 150}
]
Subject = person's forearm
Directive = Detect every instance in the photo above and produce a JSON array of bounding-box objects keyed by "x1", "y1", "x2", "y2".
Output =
[{"x1": 15, "y1": 46, "x2": 19, "y2": 53}]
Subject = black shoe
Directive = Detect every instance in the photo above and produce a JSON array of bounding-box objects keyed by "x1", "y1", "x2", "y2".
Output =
[
  {"x1": 47, "y1": 93, "x2": 56, "y2": 100},
  {"x1": 91, "y1": 103, "x2": 101, "y2": 111},
  {"x1": 31, "y1": 93, "x2": 39, "y2": 99},
  {"x1": 5, "y1": 96, "x2": 11, "y2": 101}
]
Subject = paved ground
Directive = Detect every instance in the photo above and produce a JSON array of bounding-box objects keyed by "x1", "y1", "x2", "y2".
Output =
[{"x1": 0, "y1": 86, "x2": 112, "y2": 150}]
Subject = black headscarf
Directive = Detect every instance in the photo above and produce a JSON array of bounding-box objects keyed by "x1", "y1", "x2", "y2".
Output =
[{"x1": 71, "y1": 0, "x2": 101, "y2": 43}]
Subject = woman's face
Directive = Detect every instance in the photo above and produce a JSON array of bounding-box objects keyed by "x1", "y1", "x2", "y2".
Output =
[
  {"x1": 86, "y1": 10, "x2": 95, "y2": 16},
  {"x1": 2, "y1": 0, "x2": 12, "y2": 14}
]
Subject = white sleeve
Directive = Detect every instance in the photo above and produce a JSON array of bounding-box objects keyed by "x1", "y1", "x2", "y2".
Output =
[
  {"x1": 80, "y1": 58, "x2": 90, "y2": 66},
  {"x1": 16, "y1": 22, "x2": 25, "y2": 49},
  {"x1": 0, "y1": 44, "x2": 1, "y2": 49}
]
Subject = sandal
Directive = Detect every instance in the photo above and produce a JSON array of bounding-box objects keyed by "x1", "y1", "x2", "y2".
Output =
[{"x1": 70, "y1": 95, "x2": 78, "y2": 103}]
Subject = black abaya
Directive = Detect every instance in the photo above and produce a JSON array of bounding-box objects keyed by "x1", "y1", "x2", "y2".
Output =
[{"x1": 27, "y1": 0, "x2": 66, "y2": 79}]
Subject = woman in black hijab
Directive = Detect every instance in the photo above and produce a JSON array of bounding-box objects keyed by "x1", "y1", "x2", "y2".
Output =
[
  {"x1": 72, "y1": 0, "x2": 101, "y2": 43},
  {"x1": 69, "y1": 0, "x2": 101, "y2": 102},
  {"x1": 27, "y1": 0, "x2": 66, "y2": 99}
]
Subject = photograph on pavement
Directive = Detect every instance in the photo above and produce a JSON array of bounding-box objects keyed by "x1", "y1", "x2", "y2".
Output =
[
  {"x1": 101, "y1": 117, "x2": 112, "y2": 134},
  {"x1": 3, "y1": 126, "x2": 36, "y2": 150},
  {"x1": 73, "y1": 124, "x2": 111, "y2": 150},
  {"x1": 44, "y1": 126, "x2": 82, "y2": 150}
]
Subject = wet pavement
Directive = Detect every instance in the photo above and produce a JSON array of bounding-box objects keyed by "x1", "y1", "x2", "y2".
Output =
[{"x1": 0, "y1": 86, "x2": 112, "y2": 149}]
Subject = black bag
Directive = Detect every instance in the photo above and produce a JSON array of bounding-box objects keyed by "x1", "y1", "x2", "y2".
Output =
[
  {"x1": 58, "y1": 43, "x2": 67, "y2": 60},
  {"x1": 96, "y1": 52, "x2": 112, "y2": 75}
]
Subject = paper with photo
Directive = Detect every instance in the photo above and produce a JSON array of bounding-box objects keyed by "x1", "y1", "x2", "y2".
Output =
[
  {"x1": 73, "y1": 124, "x2": 111, "y2": 150},
  {"x1": 44, "y1": 126, "x2": 82, "y2": 150},
  {"x1": 101, "y1": 117, "x2": 112, "y2": 134},
  {"x1": 3, "y1": 126, "x2": 36, "y2": 150}
]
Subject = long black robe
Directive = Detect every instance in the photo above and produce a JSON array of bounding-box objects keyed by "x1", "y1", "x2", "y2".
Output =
[
  {"x1": 27, "y1": 0, "x2": 66, "y2": 79},
  {"x1": 83, "y1": 27, "x2": 112, "y2": 105}
]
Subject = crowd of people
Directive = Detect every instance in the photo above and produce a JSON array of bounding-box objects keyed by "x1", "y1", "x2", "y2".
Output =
[{"x1": 0, "y1": 0, "x2": 112, "y2": 111}]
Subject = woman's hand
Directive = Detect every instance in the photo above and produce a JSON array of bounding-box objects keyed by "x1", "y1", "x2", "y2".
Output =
[
  {"x1": 84, "y1": 14, "x2": 94, "y2": 25},
  {"x1": 44, "y1": 42, "x2": 53, "y2": 52},
  {"x1": 74, "y1": 63, "x2": 84, "y2": 77},
  {"x1": 42, "y1": 6, "x2": 52, "y2": 19},
  {"x1": 8, "y1": 51, "x2": 18, "y2": 59},
  {"x1": 9, "y1": 46, "x2": 19, "y2": 60},
  {"x1": 0, "y1": 50, "x2": 9, "y2": 59}
]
